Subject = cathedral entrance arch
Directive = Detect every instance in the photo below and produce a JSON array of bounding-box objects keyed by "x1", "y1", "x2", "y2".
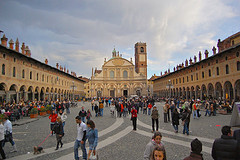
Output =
[
  {"x1": 123, "y1": 90, "x2": 128, "y2": 97},
  {"x1": 110, "y1": 90, "x2": 115, "y2": 97},
  {"x1": 136, "y1": 90, "x2": 141, "y2": 96}
]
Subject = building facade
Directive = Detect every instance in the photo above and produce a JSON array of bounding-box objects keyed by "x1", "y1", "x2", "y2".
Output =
[
  {"x1": 90, "y1": 42, "x2": 148, "y2": 98},
  {"x1": 0, "y1": 34, "x2": 85, "y2": 103},
  {"x1": 153, "y1": 32, "x2": 240, "y2": 101}
]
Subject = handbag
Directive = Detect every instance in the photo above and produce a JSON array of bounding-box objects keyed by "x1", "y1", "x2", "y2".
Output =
[{"x1": 4, "y1": 131, "x2": 11, "y2": 142}]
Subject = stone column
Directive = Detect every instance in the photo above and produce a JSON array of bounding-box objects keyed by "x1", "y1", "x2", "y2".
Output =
[
  {"x1": 32, "y1": 92, "x2": 35, "y2": 101},
  {"x1": 190, "y1": 91, "x2": 193, "y2": 100},
  {"x1": 223, "y1": 89, "x2": 226, "y2": 100},
  {"x1": 16, "y1": 92, "x2": 20, "y2": 103},
  {"x1": 24, "y1": 91, "x2": 28, "y2": 102},
  {"x1": 6, "y1": 91, "x2": 10, "y2": 103},
  {"x1": 200, "y1": 90, "x2": 203, "y2": 100}
]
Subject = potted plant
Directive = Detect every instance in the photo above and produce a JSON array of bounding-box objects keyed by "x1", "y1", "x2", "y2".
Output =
[
  {"x1": 46, "y1": 105, "x2": 52, "y2": 114},
  {"x1": 39, "y1": 107, "x2": 47, "y2": 116},
  {"x1": 30, "y1": 108, "x2": 38, "y2": 118}
]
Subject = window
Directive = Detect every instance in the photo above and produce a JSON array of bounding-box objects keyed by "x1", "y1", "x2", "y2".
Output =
[
  {"x1": 30, "y1": 71, "x2": 32, "y2": 79},
  {"x1": 42, "y1": 75, "x2": 44, "y2": 82},
  {"x1": 196, "y1": 73, "x2": 198, "y2": 80},
  {"x1": 208, "y1": 62, "x2": 210, "y2": 66},
  {"x1": 216, "y1": 67, "x2": 219, "y2": 75},
  {"x1": 110, "y1": 71, "x2": 114, "y2": 78},
  {"x1": 202, "y1": 72, "x2": 204, "y2": 78},
  {"x1": 237, "y1": 52, "x2": 239, "y2": 57},
  {"x1": 37, "y1": 73, "x2": 39, "y2": 80},
  {"x1": 232, "y1": 40, "x2": 234, "y2": 46},
  {"x1": 191, "y1": 75, "x2": 193, "y2": 81},
  {"x1": 123, "y1": 70, "x2": 128, "y2": 78},
  {"x1": 216, "y1": 59, "x2": 218, "y2": 64},
  {"x1": 47, "y1": 76, "x2": 48, "y2": 83},
  {"x1": 187, "y1": 76, "x2": 189, "y2": 82},
  {"x1": 237, "y1": 61, "x2": 240, "y2": 71},
  {"x1": 209, "y1": 69, "x2": 211, "y2": 77},
  {"x1": 225, "y1": 56, "x2": 228, "y2": 61},
  {"x1": 13, "y1": 67, "x2": 16, "y2": 77},
  {"x1": 179, "y1": 78, "x2": 181, "y2": 83},
  {"x1": 14, "y1": 58, "x2": 16, "y2": 62},
  {"x1": 2, "y1": 64, "x2": 5, "y2": 75},
  {"x1": 226, "y1": 65, "x2": 229, "y2": 74},
  {"x1": 140, "y1": 47, "x2": 144, "y2": 53},
  {"x1": 176, "y1": 79, "x2": 178, "y2": 84},
  {"x1": 22, "y1": 69, "x2": 25, "y2": 78},
  {"x1": 183, "y1": 77, "x2": 184, "y2": 83},
  {"x1": 3, "y1": 54, "x2": 5, "y2": 59}
]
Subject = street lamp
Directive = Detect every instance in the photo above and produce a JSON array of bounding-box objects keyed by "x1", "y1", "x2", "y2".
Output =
[
  {"x1": 72, "y1": 81, "x2": 75, "y2": 101},
  {"x1": 166, "y1": 79, "x2": 173, "y2": 98}
]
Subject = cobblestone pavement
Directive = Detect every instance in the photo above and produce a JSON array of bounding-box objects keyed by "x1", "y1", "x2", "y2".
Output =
[{"x1": 5, "y1": 101, "x2": 234, "y2": 160}]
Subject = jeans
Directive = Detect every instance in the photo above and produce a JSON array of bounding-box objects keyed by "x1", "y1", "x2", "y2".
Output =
[
  {"x1": 100, "y1": 108, "x2": 103, "y2": 116},
  {"x1": 164, "y1": 113, "x2": 167, "y2": 122},
  {"x1": 74, "y1": 140, "x2": 87, "y2": 160},
  {"x1": 205, "y1": 109, "x2": 210, "y2": 116},
  {"x1": 148, "y1": 108, "x2": 151, "y2": 115},
  {"x1": 62, "y1": 121, "x2": 65, "y2": 134},
  {"x1": 193, "y1": 110, "x2": 198, "y2": 119},
  {"x1": 81, "y1": 117, "x2": 85, "y2": 123},
  {"x1": 183, "y1": 121, "x2": 189, "y2": 135}
]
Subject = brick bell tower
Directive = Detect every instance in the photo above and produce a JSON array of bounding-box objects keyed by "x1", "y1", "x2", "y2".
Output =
[{"x1": 135, "y1": 42, "x2": 147, "y2": 77}]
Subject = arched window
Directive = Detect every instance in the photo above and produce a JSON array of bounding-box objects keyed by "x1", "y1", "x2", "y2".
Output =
[
  {"x1": 208, "y1": 69, "x2": 211, "y2": 77},
  {"x1": 216, "y1": 67, "x2": 219, "y2": 75},
  {"x1": 110, "y1": 71, "x2": 114, "y2": 78},
  {"x1": 237, "y1": 61, "x2": 240, "y2": 71},
  {"x1": 42, "y1": 75, "x2": 44, "y2": 82},
  {"x1": 13, "y1": 67, "x2": 16, "y2": 77},
  {"x1": 226, "y1": 65, "x2": 229, "y2": 74},
  {"x1": 30, "y1": 71, "x2": 32, "y2": 79},
  {"x1": 2, "y1": 64, "x2": 5, "y2": 75},
  {"x1": 22, "y1": 69, "x2": 25, "y2": 78},
  {"x1": 140, "y1": 47, "x2": 144, "y2": 53},
  {"x1": 123, "y1": 70, "x2": 128, "y2": 78},
  {"x1": 37, "y1": 73, "x2": 39, "y2": 80}
]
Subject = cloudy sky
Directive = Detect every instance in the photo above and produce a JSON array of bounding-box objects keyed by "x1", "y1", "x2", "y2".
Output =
[{"x1": 0, "y1": 0, "x2": 239, "y2": 79}]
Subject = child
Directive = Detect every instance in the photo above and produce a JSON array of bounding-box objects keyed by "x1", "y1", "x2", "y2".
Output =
[
  {"x1": 151, "y1": 146, "x2": 166, "y2": 160},
  {"x1": 86, "y1": 120, "x2": 98, "y2": 160},
  {"x1": 144, "y1": 131, "x2": 165, "y2": 160},
  {"x1": 86, "y1": 109, "x2": 92, "y2": 121}
]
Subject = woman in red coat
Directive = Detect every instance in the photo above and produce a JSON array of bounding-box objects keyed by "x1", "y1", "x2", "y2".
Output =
[
  {"x1": 131, "y1": 107, "x2": 138, "y2": 131},
  {"x1": 49, "y1": 110, "x2": 58, "y2": 135}
]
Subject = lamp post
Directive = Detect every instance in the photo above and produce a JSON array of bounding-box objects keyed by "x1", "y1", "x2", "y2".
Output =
[
  {"x1": 71, "y1": 81, "x2": 76, "y2": 101},
  {"x1": 166, "y1": 79, "x2": 173, "y2": 98}
]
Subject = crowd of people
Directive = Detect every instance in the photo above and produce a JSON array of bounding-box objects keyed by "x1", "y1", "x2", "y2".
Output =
[{"x1": 0, "y1": 96, "x2": 239, "y2": 160}]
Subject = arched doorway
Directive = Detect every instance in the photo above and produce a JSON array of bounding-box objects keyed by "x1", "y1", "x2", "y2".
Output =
[
  {"x1": 19, "y1": 85, "x2": 27, "y2": 101},
  {"x1": 40, "y1": 87, "x2": 45, "y2": 101},
  {"x1": 9, "y1": 84, "x2": 18, "y2": 103},
  {"x1": 201, "y1": 84, "x2": 207, "y2": 100},
  {"x1": 28, "y1": 86, "x2": 34, "y2": 101},
  {"x1": 191, "y1": 86, "x2": 195, "y2": 99},
  {"x1": 224, "y1": 81, "x2": 233, "y2": 101},
  {"x1": 208, "y1": 83, "x2": 214, "y2": 99},
  {"x1": 215, "y1": 82, "x2": 223, "y2": 100},
  {"x1": 196, "y1": 85, "x2": 200, "y2": 99},
  {"x1": 35, "y1": 87, "x2": 40, "y2": 101}
]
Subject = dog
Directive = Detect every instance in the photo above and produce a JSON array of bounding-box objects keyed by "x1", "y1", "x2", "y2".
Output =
[{"x1": 33, "y1": 146, "x2": 44, "y2": 154}]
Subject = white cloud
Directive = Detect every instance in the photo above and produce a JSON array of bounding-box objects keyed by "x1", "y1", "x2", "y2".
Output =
[{"x1": 0, "y1": 0, "x2": 239, "y2": 78}]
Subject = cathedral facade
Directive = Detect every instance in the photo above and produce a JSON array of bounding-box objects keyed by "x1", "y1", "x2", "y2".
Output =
[{"x1": 90, "y1": 42, "x2": 148, "y2": 98}]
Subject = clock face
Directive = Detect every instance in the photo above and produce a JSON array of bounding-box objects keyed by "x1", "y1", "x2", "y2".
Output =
[{"x1": 139, "y1": 54, "x2": 145, "y2": 61}]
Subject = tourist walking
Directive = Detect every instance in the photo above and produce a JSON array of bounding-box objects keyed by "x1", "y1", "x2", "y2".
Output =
[
  {"x1": 49, "y1": 110, "x2": 58, "y2": 136},
  {"x1": 204, "y1": 101, "x2": 210, "y2": 116},
  {"x1": 151, "y1": 105, "x2": 159, "y2": 132},
  {"x1": 99, "y1": 99, "x2": 104, "y2": 116},
  {"x1": 86, "y1": 120, "x2": 98, "y2": 160},
  {"x1": 3, "y1": 115, "x2": 17, "y2": 152},
  {"x1": 94, "y1": 104, "x2": 99, "y2": 117},
  {"x1": 74, "y1": 116, "x2": 87, "y2": 160},
  {"x1": 212, "y1": 125, "x2": 238, "y2": 160},
  {"x1": 0, "y1": 121, "x2": 6, "y2": 159},
  {"x1": 172, "y1": 108, "x2": 180, "y2": 133},
  {"x1": 58, "y1": 109, "x2": 67, "y2": 134},
  {"x1": 148, "y1": 103, "x2": 152, "y2": 115},
  {"x1": 54, "y1": 117, "x2": 64, "y2": 150},
  {"x1": 192, "y1": 101, "x2": 198, "y2": 119},
  {"x1": 182, "y1": 107, "x2": 191, "y2": 135},
  {"x1": 86, "y1": 109, "x2": 92, "y2": 121},
  {"x1": 131, "y1": 107, "x2": 137, "y2": 131},
  {"x1": 79, "y1": 106, "x2": 87, "y2": 122},
  {"x1": 144, "y1": 131, "x2": 165, "y2": 160},
  {"x1": 184, "y1": 138, "x2": 203, "y2": 160},
  {"x1": 163, "y1": 101, "x2": 169, "y2": 123}
]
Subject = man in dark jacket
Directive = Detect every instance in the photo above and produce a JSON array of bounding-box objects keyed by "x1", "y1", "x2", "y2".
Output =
[
  {"x1": 184, "y1": 138, "x2": 203, "y2": 160},
  {"x1": 78, "y1": 106, "x2": 87, "y2": 122},
  {"x1": 212, "y1": 125, "x2": 238, "y2": 160}
]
